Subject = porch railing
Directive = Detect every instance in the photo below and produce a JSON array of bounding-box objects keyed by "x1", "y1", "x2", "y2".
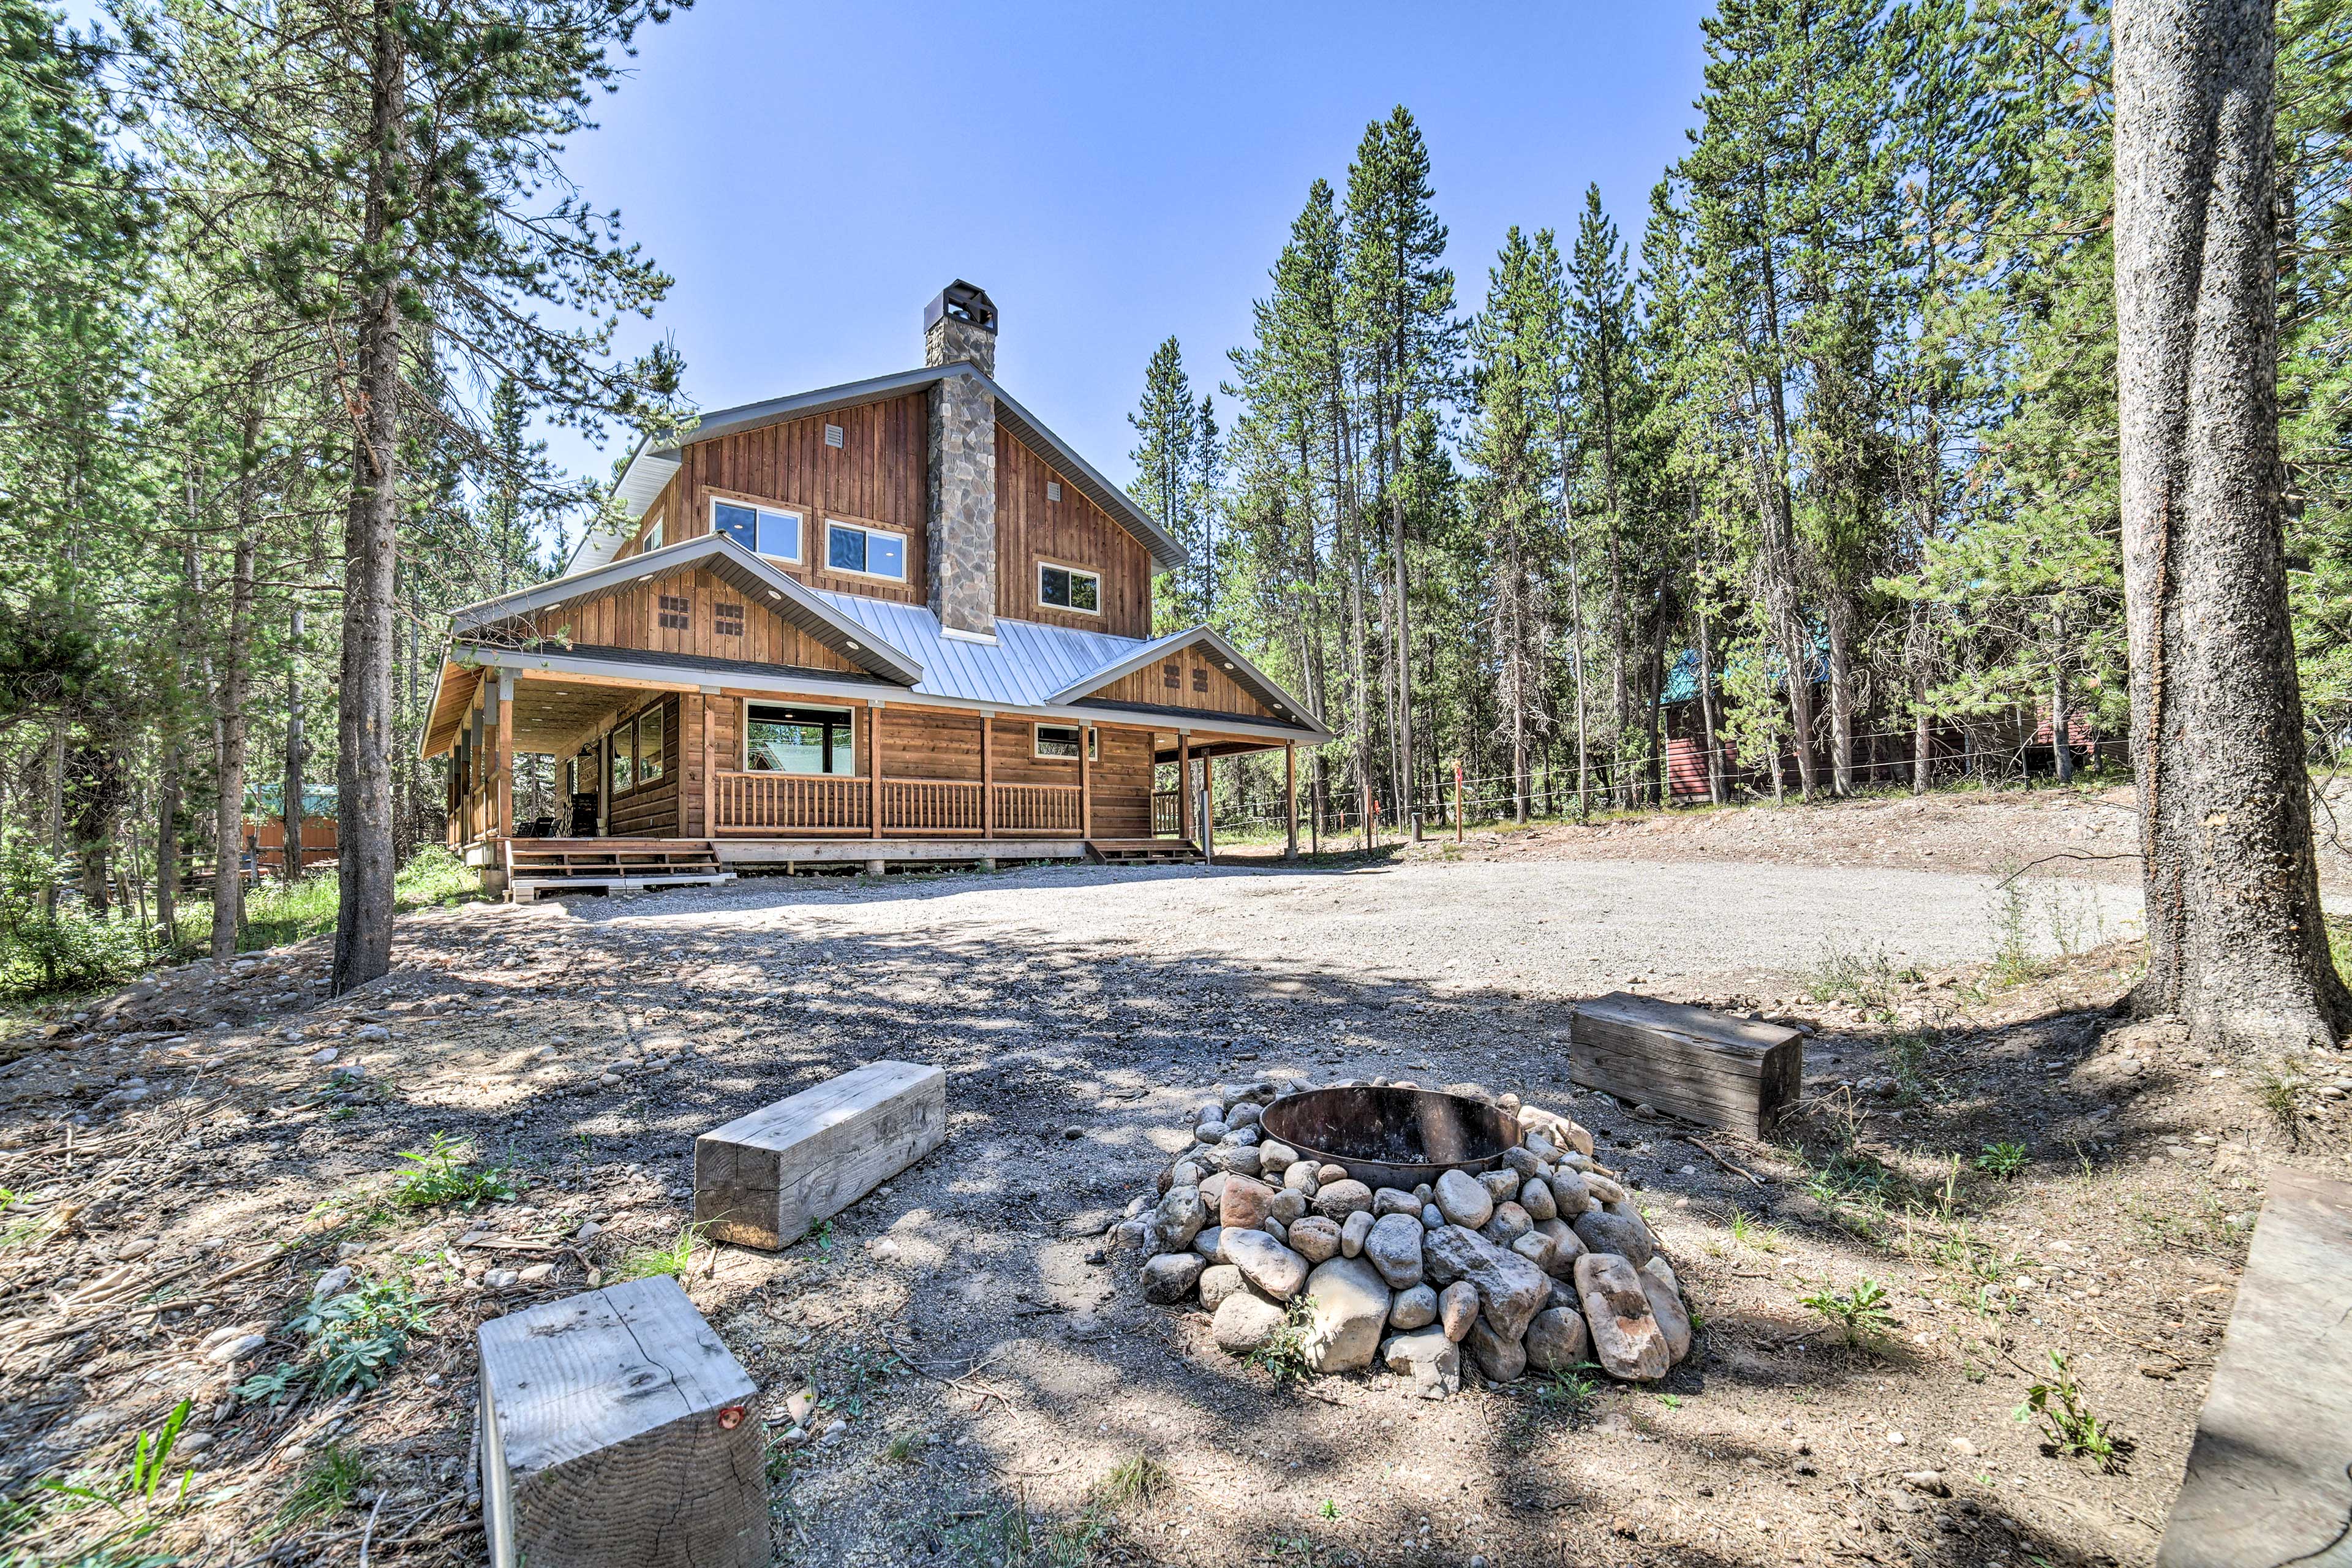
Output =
[
  {"x1": 993, "y1": 782, "x2": 1081, "y2": 835},
  {"x1": 714, "y1": 772, "x2": 870, "y2": 834},
  {"x1": 1152, "y1": 790, "x2": 1182, "y2": 837},
  {"x1": 710, "y1": 771, "x2": 1087, "y2": 837}
]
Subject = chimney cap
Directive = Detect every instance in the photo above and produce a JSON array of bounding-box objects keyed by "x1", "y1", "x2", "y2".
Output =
[{"x1": 925, "y1": 280, "x2": 998, "y2": 336}]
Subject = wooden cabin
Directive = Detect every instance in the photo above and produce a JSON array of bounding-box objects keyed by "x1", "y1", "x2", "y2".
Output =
[{"x1": 422, "y1": 282, "x2": 1330, "y2": 899}]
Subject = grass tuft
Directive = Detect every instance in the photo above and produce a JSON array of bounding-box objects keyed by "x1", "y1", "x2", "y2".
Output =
[
  {"x1": 388, "y1": 1133, "x2": 516, "y2": 1210},
  {"x1": 1094, "y1": 1452, "x2": 1169, "y2": 1509},
  {"x1": 611, "y1": 1222, "x2": 707, "y2": 1283}
]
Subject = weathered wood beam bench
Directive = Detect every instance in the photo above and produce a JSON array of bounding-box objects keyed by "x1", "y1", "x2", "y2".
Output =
[
  {"x1": 2157, "y1": 1167, "x2": 2352, "y2": 1568},
  {"x1": 1566, "y1": 992, "x2": 1802, "y2": 1138},
  {"x1": 478, "y1": 1275, "x2": 765, "y2": 1568},
  {"x1": 695, "y1": 1060, "x2": 947, "y2": 1249}
]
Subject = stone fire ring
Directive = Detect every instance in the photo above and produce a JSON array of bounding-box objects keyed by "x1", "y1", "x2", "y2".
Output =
[{"x1": 1113, "y1": 1078, "x2": 1695, "y2": 1396}]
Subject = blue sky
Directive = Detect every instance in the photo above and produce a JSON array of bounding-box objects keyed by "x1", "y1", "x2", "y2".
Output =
[{"x1": 546, "y1": 0, "x2": 1716, "y2": 539}]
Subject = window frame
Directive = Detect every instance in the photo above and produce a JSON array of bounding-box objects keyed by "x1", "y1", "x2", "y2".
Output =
[
  {"x1": 609, "y1": 723, "x2": 634, "y2": 796},
  {"x1": 1036, "y1": 560, "x2": 1102, "y2": 616},
  {"x1": 635, "y1": 704, "x2": 665, "y2": 785},
  {"x1": 641, "y1": 512, "x2": 664, "y2": 552},
  {"x1": 709, "y1": 494, "x2": 805, "y2": 565},
  {"x1": 742, "y1": 700, "x2": 858, "y2": 777},
  {"x1": 824, "y1": 518, "x2": 908, "y2": 582},
  {"x1": 1032, "y1": 722, "x2": 1097, "y2": 762}
]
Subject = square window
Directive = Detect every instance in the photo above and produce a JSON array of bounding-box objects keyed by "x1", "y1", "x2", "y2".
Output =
[
  {"x1": 657, "y1": 594, "x2": 689, "y2": 631},
  {"x1": 1034, "y1": 723, "x2": 1096, "y2": 761},
  {"x1": 714, "y1": 499, "x2": 801, "y2": 562},
  {"x1": 714, "y1": 602, "x2": 744, "y2": 638},
  {"x1": 745, "y1": 703, "x2": 854, "y2": 775},
  {"x1": 1039, "y1": 564, "x2": 1101, "y2": 614},
  {"x1": 826, "y1": 521, "x2": 906, "y2": 580},
  {"x1": 636, "y1": 706, "x2": 665, "y2": 783}
]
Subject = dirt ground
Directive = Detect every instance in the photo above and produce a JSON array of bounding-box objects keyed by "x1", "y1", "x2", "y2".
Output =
[{"x1": 2, "y1": 794, "x2": 2347, "y2": 1568}]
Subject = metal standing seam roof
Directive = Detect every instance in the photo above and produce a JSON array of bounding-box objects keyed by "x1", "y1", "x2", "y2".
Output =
[{"x1": 813, "y1": 592, "x2": 1148, "y2": 709}]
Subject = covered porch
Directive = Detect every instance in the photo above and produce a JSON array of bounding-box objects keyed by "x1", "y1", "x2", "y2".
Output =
[{"x1": 426, "y1": 657, "x2": 1308, "y2": 897}]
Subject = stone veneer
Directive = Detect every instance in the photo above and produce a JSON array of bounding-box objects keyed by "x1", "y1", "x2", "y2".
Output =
[{"x1": 925, "y1": 368, "x2": 997, "y2": 639}]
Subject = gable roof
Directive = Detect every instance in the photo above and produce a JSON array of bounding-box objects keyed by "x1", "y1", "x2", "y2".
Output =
[
  {"x1": 572, "y1": 363, "x2": 1188, "y2": 577},
  {"x1": 448, "y1": 533, "x2": 926, "y2": 687},
  {"x1": 1044, "y1": 624, "x2": 1317, "y2": 725}
]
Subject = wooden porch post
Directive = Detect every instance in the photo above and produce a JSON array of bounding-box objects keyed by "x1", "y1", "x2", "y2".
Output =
[
  {"x1": 980, "y1": 712, "x2": 993, "y2": 839},
  {"x1": 868, "y1": 702, "x2": 883, "y2": 839},
  {"x1": 494, "y1": 671, "x2": 514, "y2": 840},
  {"x1": 1284, "y1": 742, "x2": 1297, "y2": 861},
  {"x1": 1177, "y1": 732, "x2": 1192, "y2": 841},
  {"x1": 699, "y1": 690, "x2": 718, "y2": 839},
  {"x1": 1080, "y1": 724, "x2": 1092, "y2": 839},
  {"x1": 596, "y1": 725, "x2": 610, "y2": 837}
]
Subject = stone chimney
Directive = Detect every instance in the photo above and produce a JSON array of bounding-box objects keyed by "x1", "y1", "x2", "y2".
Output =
[{"x1": 924, "y1": 282, "x2": 998, "y2": 639}]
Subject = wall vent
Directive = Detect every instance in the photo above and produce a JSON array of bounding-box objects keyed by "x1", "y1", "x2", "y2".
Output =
[
  {"x1": 824, "y1": 423, "x2": 845, "y2": 448},
  {"x1": 1046, "y1": 481, "x2": 1061, "y2": 502}
]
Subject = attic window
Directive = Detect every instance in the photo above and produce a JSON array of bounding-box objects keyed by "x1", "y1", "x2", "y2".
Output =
[
  {"x1": 657, "y1": 594, "x2": 689, "y2": 631},
  {"x1": 1046, "y1": 481, "x2": 1062, "y2": 503},
  {"x1": 1192, "y1": 666, "x2": 1210, "y2": 693},
  {"x1": 824, "y1": 423, "x2": 845, "y2": 448},
  {"x1": 1162, "y1": 659, "x2": 1182, "y2": 690},
  {"x1": 714, "y1": 602, "x2": 745, "y2": 638}
]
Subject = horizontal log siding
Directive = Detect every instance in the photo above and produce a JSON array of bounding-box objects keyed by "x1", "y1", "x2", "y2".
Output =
[
  {"x1": 606, "y1": 693, "x2": 681, "y2": 838},
  {"x1": 1091, "y1": 727, "x2": 1155, "y2": 839},
  {"x1": 549, "y1": 567, "x2": 865, "y2": 669},
  {"x1": 878, "y1": 708, "x2": 981, "y2": 782},
  {"x1": 995, "y1": 429, "x2": 1153, "y2": 638}
]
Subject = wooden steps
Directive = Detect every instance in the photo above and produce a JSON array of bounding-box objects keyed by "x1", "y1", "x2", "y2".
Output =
[
  {"x1": 504, "y1": 839, "x2": 737, "y2": 903},
  {"x1": 1087, "y1": 838, "x2": 1204, "y2": 865}
]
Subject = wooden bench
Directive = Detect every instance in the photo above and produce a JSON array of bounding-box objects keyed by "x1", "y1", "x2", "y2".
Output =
[
  {"x1": 1566, "y1": 992, "x2": 1802, "y2": 1137},
  {"x1": 695, "y1": 1060, "x2": 947, "y2": 1250},
  {"x1": 2157, "y1": 1167, "x2": 2352, "y2": 1568},
  {"x1": 478, "y1": 1275, "x2": 765, "y2": 1568}
]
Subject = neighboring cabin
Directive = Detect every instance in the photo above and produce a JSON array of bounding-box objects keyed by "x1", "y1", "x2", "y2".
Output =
[{"x1": 422, "y1": 283, "x2": 1329, "y2": 899}]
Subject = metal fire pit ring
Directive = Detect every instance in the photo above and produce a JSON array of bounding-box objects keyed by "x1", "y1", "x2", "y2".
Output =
[{"x1": 1257, "y1": 1085, "x2": 1518, "y2": 1191}]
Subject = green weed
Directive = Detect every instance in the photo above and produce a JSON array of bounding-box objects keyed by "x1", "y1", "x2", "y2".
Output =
[
  {"x1": 275, "y1": 1444, "x2": 369, "y2": 1529},
  {"x1": 611, "y1": 1223, "x2": 707, "y2": 1284},
  {"x1": 1727, "y1": 1210, "x2": 1782, "y2": 1253},
  {"x1": 1805, "y1": 939, "x2": 1904, "y2": 1019},
  {"x1": 1093, "y1": 1453, "x2": 1169, "y2": 1509},
  {"x1": 40, "y1": 1400, "x2": 195, "y2": 1517},
  {"x1": 388, "y1": 1133, "x2": 516, "y2": 1210},
  {"x1": 1798, "y1": 1278, "x2": 1896, "y2": 1346},
  {"x1": 882, "y1": 1432, "x2": 922, "y2": 1463},
  {"x1": 1976, "y1": 1141, "x2": 2030, "y2": 1178},
  {"x1": 1243, "y1": 1297, "x2": 1317, "y2": 1386},
  {"x1": 239, "y1": 1278, "x2": 437, "y2": 1404},
  {"x1": 2014, "y1": 1351, "x2": 2128, "y2": 1471}
]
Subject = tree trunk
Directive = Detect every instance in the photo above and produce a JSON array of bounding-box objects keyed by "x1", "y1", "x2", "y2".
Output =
[
  {"x1": 333, "y1": 0, "x2": 406, "y2": 995},
  {"x1": 155, "y1": 729, "x2": 180, "y2": 945},
  {"x1": 283, "y1": 603, "x2": 306, "y2": 880},
  {"x1": 211, "y1": 515, "x2": 257, "y2": 962},
  {"x1": 1826, "y1": 597, "x2": 1854, "y2": 796},
  {"x1": 2051, "y1": 641, "x2": 2076, "y2": 786},
  {"x1": 2115, "y1": 0, "x2": 2350, "y2": 1049},
  {"x1": 1695, "y1": 600, "x2": 1725, "y2": 805}
]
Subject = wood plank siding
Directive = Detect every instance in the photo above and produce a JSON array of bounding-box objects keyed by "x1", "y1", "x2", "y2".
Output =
[
  {"x1": 551, "y1": 567, "x2": 864, "y2": 672},
  {"x1": 625, "y1": 393, "x2": 933, "y2": 606},
  {"x1": 994, "y1": 427, "x2": 1153, "y2": 637},
  {"x1": 611, "y1": 397, "x2": 1155, "y2": 638},
  {"x1": 1092, "y1": 653, "x2": 1282, "y2": 720}
]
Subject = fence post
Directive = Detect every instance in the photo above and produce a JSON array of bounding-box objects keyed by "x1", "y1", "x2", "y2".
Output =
[{"x1": 1198, "y1": 788, "x2": 1213, "y2": 866}]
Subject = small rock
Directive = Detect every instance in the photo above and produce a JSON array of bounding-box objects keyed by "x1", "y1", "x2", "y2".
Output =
[
  {"x1": 1213, "y1": 1290, "x2": 1289, "y2": 1354},
  {"x1": 1421, "y1": 1204, "x2": 1445, "y2": 1231},
  {"x1": 1281, "y1": 1161, "x2": 1319, "y2": 1194},
  {"x1": 1257, "y1": 1140, "x2": 1298, "y2": 1170},
  {"x1": 1287, "y1": 1215, "x2": 1342, "y2": 1265},
  {"x1": 519, "y1": 1262, "x2": 555, "y2": 1284},
  {"x1": 1901, "y1": 1471, "x2": 1951, "y2": 1498},
  {"x1": 1364, "y1": 1213, "x2": 1427, "y2": 1289},
  {"x1": 1389, "y1": 1283, "x2": 1439, "y2": 1330},
  {"x1": 1572, "y1": 1208, "x2": 1657, "y2": 1270},
  {"x1": 1482, "y1": 1201, "x2": 1534, "y2": 1246},
  {"x1": 1423, "y1": 1224, "x2": 1548, "y2": 1342},
  {"x1": 309, "y1": 1047, "x2": 340, "y2": 1066},
  {"x1": 1373, "y1": 1187, "x2": 1420, "y2": 1218},
  {"x1": 1437, "y1": 1280, "x2": 1480, "y2": 1342},
  {"x1": 1947, "y1": 1436, "x2": 1981, "y2": 1458},
  {"x1": 1219, "y1": 1175, "x2": 1278, "y2": 1232},
  {"x1": 1061, "y1": 1125, "x2": 1084, "y2": 1141},
  {"x1": 1190, "y1": 1226, "x2": 1226, "y2": 1262},
  {"x1": 1525, "y1": 1306, "x2": 1590, "y2": 1375},
  {"x1": 1340, "y1": 1208, "x2": 1376, "y2": 1258},
  {"x1": 1140, "y1": 1252, "x2": 1205, "y2": 1304},
  {"x1": 1380, "y1": 1326, "x2": 1462, "y2": 1398},
  {"x1": 1199, "y1": 1264, "x2": 1247, "y2": 1312},
  {"x1": 1155, "y1": 1186, "x2": 1207, "y2": 1253},
  {"x1": 483, "y1": 1268, "x2": 520, "y2": 1290},
  {"x1": 1311, "y1": 1178, "x2": 1374, "y2": 1221},
  {"x1": 201, "y1": 1329, "x2": 267, "y2": 1365},
  {"x1": 1195, "y1": 1121, "x2": 1228, "y2": 1145},
  {"x1": 1434, "y1": 1169, "x2": 1493, "y2": 1229},
  {"x1": 1223, "y1": 1229, "x2": 1310, "y2": 1300},
  {"x1": 1638, "y1": 1256, "x2": 1692, "y2": 1363},
  {"x1": 355, "y1": 1025, "x2": 390, "y2": 1042},
  {"x1": 1301, "y1": 1254, "x2": 1392, "y2": 1373},
  {"x1": 311, "y1": 1266, "x2": 354, "y2": 1300},
  {"x1": 1509, "y1": 1231, "x2": 1555, "y2": 1274},
  {"x1": 1463, "y1": 1316, "x2": 1526, "y2": 1382},
  {"x1": 1520, "y1": 1178, "x2": 1559, "y2": 1222},
  {"x1": 1574, "y1": 1253, "x2": 1670, "y2": 1381},
  {"x1": 1478, "y1": 1169, "x2": 1521, "y2": 1204},
  {"x1": 1267, "y1": 1188, "x2": 1307, "y2": 1226}
]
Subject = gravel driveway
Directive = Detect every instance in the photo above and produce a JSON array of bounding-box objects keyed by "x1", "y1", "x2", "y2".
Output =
[{"x1": 606, "y1": 857, "x2": 2145, "y2": 1004}]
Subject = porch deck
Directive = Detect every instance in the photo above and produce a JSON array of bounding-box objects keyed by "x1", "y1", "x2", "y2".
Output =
[{"x1": 468, "y1": 833, "x2": 1201, "y2": 900}]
